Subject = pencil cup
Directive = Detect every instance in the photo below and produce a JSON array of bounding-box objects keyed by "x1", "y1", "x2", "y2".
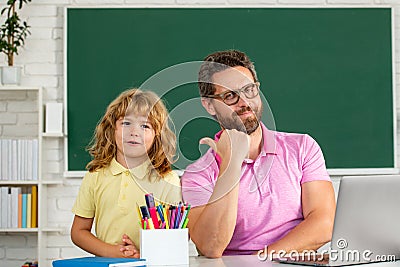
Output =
[{"x1": 140, "y1": 228, "x2": 189, "y2": 265}]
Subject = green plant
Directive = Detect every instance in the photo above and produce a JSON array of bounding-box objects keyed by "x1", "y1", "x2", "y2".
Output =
[{"x1": 0, "y1": 0, "x2": 31, "y2": 66}]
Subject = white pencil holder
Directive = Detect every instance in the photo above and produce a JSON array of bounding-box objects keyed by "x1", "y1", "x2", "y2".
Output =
[{"x1": 140, "y1": 228, "x2": 189, "y2": 266}]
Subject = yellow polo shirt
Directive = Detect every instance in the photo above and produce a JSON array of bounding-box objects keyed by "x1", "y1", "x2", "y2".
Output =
[{"x1": 72, "y1": 158, "x2": 182, "y2": 247}]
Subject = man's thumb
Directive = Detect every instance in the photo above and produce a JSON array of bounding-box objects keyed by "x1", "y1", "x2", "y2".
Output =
[{"x1": 199, "y1": 137, "x2": 217, "y2": 153}]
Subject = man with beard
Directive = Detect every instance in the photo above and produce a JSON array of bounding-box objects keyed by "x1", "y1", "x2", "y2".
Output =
[{"x1": 181, "y1": 50, "x2": 336, "y2": 258}]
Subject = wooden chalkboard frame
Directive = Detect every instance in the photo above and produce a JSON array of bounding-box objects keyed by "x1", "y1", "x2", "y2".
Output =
[{"x1": 64, "y1": 6, "x2": 397, "y2": 177}]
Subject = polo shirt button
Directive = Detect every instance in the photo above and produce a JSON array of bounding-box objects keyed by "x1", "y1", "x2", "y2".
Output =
[{"x1": 125, "y1": 170, "x2": 130, "y2": 176}]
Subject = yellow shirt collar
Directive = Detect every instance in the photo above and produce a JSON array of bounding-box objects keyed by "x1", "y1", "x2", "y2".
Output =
[{"x1": 109, "y1": 158, "x2": 151, "y2": 180}]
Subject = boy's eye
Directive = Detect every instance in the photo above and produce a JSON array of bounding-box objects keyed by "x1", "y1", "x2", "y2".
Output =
[
  {"x1": 141, "y1": 124, "x2": 151, "y2": 129},
  {"x1": 122, "y1": 121, "x2": 130, "y2": 126}
]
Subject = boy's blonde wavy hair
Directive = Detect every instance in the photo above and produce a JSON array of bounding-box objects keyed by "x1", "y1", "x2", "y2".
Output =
[{"x1": 86, "y1": 88, "x2": 176, "y2": 177}]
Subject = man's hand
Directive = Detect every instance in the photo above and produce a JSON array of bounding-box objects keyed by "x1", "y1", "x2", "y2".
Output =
[
  {"x1": 119, "y1": 234, "x2": 140, "y2": 258},
  {"x1": 200, "y1": 129, "x2": 249, "y2": 202},
  {"x1": 200, "y1": 129, "x2": 250, "y2": 169}
]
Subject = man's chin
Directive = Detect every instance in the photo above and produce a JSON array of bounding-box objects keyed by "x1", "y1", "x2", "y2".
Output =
[
  {"x1": 244, "y1": 125, "x2": 259, "y2": 135},
  {"x1": 229, "y1": 123, "x2": 259, "y2": 135},
  {"x1": 218, "y1": 114, "x2": 261, "y2": 135},
  {"x1": 242, "y1": 117, "x2": 260, "y2": 135}
]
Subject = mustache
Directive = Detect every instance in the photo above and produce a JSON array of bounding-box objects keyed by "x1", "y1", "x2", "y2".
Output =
[{"x1": 235, "y1": 106, "x2": 253, "y2": 116}]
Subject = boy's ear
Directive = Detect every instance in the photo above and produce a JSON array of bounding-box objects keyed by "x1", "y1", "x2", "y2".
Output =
[{"x1": 201, "y1": 98, "x2": 216, "y2": 116}]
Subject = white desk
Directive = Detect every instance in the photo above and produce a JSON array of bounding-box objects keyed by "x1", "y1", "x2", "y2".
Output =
[{"x1": 185, "y1": 255, "x2": 400, "y2": 267}]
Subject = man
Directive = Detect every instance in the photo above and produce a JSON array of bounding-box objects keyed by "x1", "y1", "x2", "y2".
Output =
[{"x1": 181, "y1": 50, "x2": 336, "y2": 258}]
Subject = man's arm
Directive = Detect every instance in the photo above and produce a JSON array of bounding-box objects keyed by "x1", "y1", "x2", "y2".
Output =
[
  {"x1": 267, "y1": 180, "x2": 336, "y2": 254},
  {"x1": 187, "y1": 129, "x2": 249, "y2": 258},
  {"x1": 187, "y1": 170, "x2": 240, "y2": 258}
]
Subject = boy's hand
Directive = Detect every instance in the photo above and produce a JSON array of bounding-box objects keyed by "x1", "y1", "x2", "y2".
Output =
[{"x1": 119, "y1": 234, "x2": 140, "y2": 258}]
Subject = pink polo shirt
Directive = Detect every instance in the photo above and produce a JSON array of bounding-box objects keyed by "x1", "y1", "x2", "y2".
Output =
[{"x1": 181, "y1": 123, "x2": 331, "y2": 255}]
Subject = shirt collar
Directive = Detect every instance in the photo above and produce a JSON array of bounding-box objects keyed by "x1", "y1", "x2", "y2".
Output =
[
  {"x1": 213, "y1": 122, "x2": 278, "y2": 162},
  {"x1": 260, "y1": 122, "x2": 278, "y2": 155},
  {"x1": 110, "y1": 158, "x2": 151, "y2": 180}
]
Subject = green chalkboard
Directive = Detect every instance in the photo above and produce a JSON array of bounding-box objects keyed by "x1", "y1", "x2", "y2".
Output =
[{"x1": 66, "y1": 8, "x2": 394, "y2": 172}]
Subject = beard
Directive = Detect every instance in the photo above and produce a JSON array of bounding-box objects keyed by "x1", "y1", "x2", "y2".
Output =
[{"x1": 215, "y1": 104, "x2": 263, "y2": 135}]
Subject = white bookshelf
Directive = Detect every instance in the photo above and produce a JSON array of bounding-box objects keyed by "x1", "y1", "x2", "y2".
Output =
[
  {"x1": 0, "y1": 228, "x2": 39, "y2": 233},
  {"x1": 0, "y1": 86, "x2": 63, "y2": 267},
  {"x1": 0, "y1": 181, "x2": 39, "y2": 185},
  {"x1": 42, "y1": 133, "x2": 64, "y2": 138}
]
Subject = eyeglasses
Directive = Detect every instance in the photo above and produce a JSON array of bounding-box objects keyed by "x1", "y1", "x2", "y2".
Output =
[{"x1": 204, "y1": 82, "x2": 260, "y2": 106}]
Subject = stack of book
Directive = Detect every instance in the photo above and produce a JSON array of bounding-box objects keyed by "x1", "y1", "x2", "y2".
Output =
[
  {"x1": 0, "y1": 185, "x2": 38, "y2": 229},
  {"x1": 52, "y1": 257, "x2": 147, "y2": 267},
  {"x1": 0, "y1": 139, "x2": 38, "y2": 181},
  {"x1": 21, "y1": 261, "x2": 38, "y2": 267}
]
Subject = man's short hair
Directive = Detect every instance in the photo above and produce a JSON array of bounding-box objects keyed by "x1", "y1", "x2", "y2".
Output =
[{"x1": 198, "y1": 50, "x2": 258, "y2": 97}]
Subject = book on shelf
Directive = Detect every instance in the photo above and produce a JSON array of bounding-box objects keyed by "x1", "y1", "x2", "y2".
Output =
[
  {"x1": 32, "y1": 140, "x2": 38, "y2": 180},
  {"x1": 7, "y1": 187, "x2": 11, "y2": 228},
  {"x1": 18, "y1": 190, "x2": 22, "y2": 228},
  {"x1": 17, "y1": 139, "x2": 22, "y2": 180},
  {"x1": 7, "y1": 140, "x2": 11, "y2": 181},
  {"x1": 11, "y1": 187, "x2": 20, "y2": 228},
  {"x1": 27, "y1": 188, "x2": 32, "y2": 228},
  {"x1": 31, "y1": 185, "x2": 37, "y2": 228},
  {"x1": 27, "y1": 140, "x2": 32, "y2": 180},
  {"x1": 1, "y1": 140, "x2": 8, "y2": 180},
  {"x1": 0, "y1": 186, "x2": 38, "y2": 229},
  {"x1": 22, "y1": 191, "x2": 27, "y2": 228},
  {"x1": 52, "y1": 257, "x2": 147, "y2": 267},
  {"x1": 12, "y1": 140, "x2": 17, "y2": 181},
  {"x1": 22, "y1": 139, "x2": 27, "y2": 180},
  {"x1": 0, "y1": 139, "x2": 38, "y2": 181},
  {"x1": 1, "y1": 187, "x2": 8, "y2": 228},
  {"x1": 0, "y1": 140, "x2": 2, "y2": 179},
  {"x1": 45, "y1": 102, "x2": 63, "y2": 134}
]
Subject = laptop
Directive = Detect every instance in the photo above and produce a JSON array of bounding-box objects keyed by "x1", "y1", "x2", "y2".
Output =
[{"x1": 275, "y1": 175, "x2": 400, "y2": 266}]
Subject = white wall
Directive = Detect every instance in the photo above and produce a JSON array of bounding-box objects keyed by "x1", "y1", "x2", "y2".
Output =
[{"x1": 0, "y1": 0, "x2": 399, "y2": 267}]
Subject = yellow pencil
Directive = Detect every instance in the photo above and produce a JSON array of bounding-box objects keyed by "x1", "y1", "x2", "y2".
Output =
[
  {"x1": 148, "y1": 218, "x2": 155, "y2": 229},
  {"x1": 136, "y1": 203, "x2": 142, "y2": 219},
  {"x1": 163, "y1": 205, "x2": 169, "y2": 229}
]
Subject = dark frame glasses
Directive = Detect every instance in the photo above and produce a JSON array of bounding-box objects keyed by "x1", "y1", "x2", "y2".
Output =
[{"x1": 204, "y1": 82, "x2": 260, "y2": 105}]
